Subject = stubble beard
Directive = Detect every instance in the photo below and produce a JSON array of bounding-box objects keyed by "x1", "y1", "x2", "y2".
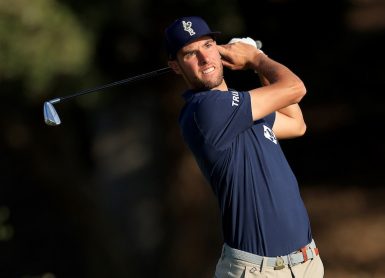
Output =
[{"x1": 190, "y1": 63, "x2": 224, "y2": 91}]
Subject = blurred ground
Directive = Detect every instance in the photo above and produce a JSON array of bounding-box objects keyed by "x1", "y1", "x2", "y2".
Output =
[{"x1": 303, "y1": 185, "x2": 385, "y2": 278}]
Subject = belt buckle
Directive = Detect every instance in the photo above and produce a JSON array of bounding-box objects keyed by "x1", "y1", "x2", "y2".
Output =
[{"x1": 274, "y1": 257, "x2": 285, "y2": 270}]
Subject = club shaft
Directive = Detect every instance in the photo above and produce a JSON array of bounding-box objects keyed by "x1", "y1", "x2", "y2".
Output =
[{"x1": 57, "y1": 67, "x2": 172, "y2": 103}]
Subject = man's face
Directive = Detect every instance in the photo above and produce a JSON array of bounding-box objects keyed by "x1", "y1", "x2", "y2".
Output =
[{"x1": 169, "y1": 36, "x2": 225, "y2": 91}]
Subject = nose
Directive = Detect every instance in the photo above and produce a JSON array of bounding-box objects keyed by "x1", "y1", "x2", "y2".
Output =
[{"x1": 197, "y1": 50, "x2": 209, "y2": 65}]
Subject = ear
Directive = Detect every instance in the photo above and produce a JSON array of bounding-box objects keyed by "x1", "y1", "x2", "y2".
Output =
[{"x1": 168, "y1": 60, "x2": 182, "y2": 75}]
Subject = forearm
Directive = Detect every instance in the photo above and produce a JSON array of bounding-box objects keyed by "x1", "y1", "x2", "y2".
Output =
[
  {"x1": 277, "y1": 103, "x2": 305, "y2": 121},
  {"x1": 257, "y1": 71, "x2": 304, "y2": 119},
  {"x1": 273, "y1": 104, "x2": 306, "y2": 138},
  {"x1": 257, "y1": 66, "x2": 307, "y2": 138},
  {"x1": 257, "y1": 71, "x2": 270, "y2": 87},
  {"x1": 252, "y1": 53, "x2": 304, "y2": 96}
]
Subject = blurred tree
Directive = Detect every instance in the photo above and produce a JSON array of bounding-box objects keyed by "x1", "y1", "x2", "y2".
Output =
[{"x1": 0, "y1": 0, "x2": 92, "y2": 97}]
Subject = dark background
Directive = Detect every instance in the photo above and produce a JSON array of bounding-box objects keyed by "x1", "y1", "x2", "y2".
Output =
[{"x1": 1, "y1": 0, "x2": 385, "y2": 277}]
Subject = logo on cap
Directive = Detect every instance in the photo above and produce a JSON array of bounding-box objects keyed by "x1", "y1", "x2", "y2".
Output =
[{"x1": 182, "y1": 21, "x2": 195, "y2": 36}]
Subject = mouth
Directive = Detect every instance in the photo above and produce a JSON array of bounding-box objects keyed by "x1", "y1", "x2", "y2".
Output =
[{"x1": 202, "y1": 66, "x2": 215, "y2": 74}]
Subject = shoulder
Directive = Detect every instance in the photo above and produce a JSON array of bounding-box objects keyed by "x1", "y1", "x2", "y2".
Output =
[{"x1": 195, "y1": 90, "x2": 249, "y2": 111}]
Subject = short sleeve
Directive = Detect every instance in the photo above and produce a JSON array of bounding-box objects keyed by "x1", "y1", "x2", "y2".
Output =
[
  {"x1": 264, "y1": 111, "x2": 276, "y2": 127},
  {"x1": 194, "y1": 90, "x2": 253, "y2": 149}
]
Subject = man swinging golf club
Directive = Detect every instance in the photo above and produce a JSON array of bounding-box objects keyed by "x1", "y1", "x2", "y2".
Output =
[{"x1": 164, "y1": 16, "x2": 324, "y2": 278}]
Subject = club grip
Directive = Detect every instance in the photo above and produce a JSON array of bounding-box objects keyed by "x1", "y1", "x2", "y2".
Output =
[
  {"x1": 228, "y1": 37, "x2": 262, "y2": 50},
  {"x1": 255, "y1": 40, "x2": 262, "y2": 50}
]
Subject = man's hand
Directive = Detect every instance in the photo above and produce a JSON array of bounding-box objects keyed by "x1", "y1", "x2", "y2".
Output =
[{"x1": 217, "y1": 42, "x2": 264, "y2": 71}]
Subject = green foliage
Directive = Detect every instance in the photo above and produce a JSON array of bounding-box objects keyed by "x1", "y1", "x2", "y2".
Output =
[{"x1": 0, "y1": 0, "x2": 92, "y2": 97}]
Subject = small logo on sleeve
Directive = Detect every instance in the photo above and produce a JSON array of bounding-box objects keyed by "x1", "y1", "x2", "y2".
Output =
[
  {"x1": 231, "y1": 91, "x2": 239, "y2": 106},
  {"x1": 182, "y1": 21, "x2": 195, "y2": 36},
  {"x1": 263, "y1": 125, "x2": 277, "y2": 144}
]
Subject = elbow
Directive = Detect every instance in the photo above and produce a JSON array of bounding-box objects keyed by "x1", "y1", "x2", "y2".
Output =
[
  {"x1": 291, "y1": 80, "x2": 307, "y2": 103},
  {"x1": 289, "y1": 121, "x2": 306, "y2": 139},
  {"x1": 295, "y1": 81, "x2": 307, "y2": 137},
  {"x1": 298, "y1": 121, "x2": 307, "y2": 137}
]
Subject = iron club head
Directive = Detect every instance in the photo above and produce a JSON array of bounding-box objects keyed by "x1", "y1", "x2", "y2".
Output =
[{"x1": 43, "y1": 99, "x2": 61, "y2": 126}]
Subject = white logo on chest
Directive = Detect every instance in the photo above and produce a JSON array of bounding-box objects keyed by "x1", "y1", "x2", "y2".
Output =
[
  {"x1": 182, "y1": 21, "x2": 195, "y2": 36},
  {"x1": 263, "y1": 125, "x2": 277, "y2": 144},
  {"x1": 231, "y1": 91, "x2": 239, "y2": 106}
]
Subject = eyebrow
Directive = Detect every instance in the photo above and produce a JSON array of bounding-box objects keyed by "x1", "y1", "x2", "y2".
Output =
[{"x1": 182, "y1": 38, "x2": 215, "y2": 53}]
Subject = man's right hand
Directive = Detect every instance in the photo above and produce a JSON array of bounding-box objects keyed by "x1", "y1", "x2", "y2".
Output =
[{"x1": 217, "y1": 42, "x2": 264, "y2": 71}]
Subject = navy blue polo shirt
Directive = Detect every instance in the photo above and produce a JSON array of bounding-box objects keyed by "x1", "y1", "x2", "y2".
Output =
[{"x1": 178, "y1": 89, "x2": 312, "y2": 257}]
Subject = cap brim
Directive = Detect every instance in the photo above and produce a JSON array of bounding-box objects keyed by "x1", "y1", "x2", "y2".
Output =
[{"x1": 184, "y1": 31, "x2": 221, "y2": 46}]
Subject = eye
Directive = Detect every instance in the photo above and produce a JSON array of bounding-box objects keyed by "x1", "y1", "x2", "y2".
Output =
[
  {"x1": 184, "y1": 51, "x2": 196, "y2": 59},
  {"x1": 204, "y1": 40, "x2": 214, "y2": 48}
]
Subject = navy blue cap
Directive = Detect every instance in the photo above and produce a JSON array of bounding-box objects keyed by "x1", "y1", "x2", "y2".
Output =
[{"x1": 164, "y1": 16, "x2": 220, "y2": 59}]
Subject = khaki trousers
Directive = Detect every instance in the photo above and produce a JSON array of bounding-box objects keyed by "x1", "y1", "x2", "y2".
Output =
[{"x1": 214, "y1": 248, "x2": 324, "y2": 278}]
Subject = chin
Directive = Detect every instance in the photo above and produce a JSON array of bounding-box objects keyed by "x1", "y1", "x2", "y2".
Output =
[
  {"x1": 202, "y1": 77, "x2": 223, "y2": 90},
  {"x1": 189, "y1": 73, "x2": 223, "y2": 90}
]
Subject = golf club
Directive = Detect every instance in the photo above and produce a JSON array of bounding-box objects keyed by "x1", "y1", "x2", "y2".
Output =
[
  {"x1": 43, "y1": 67, "x2": 172, "y2": 126},
  {"x1": 43, "y1": 39, "x2": 262, "y2": 126}
]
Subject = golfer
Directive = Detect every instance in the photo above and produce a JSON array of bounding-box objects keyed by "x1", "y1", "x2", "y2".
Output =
[{"x1": 164, "y1": 16, "x2": 324, "y2": 278}]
